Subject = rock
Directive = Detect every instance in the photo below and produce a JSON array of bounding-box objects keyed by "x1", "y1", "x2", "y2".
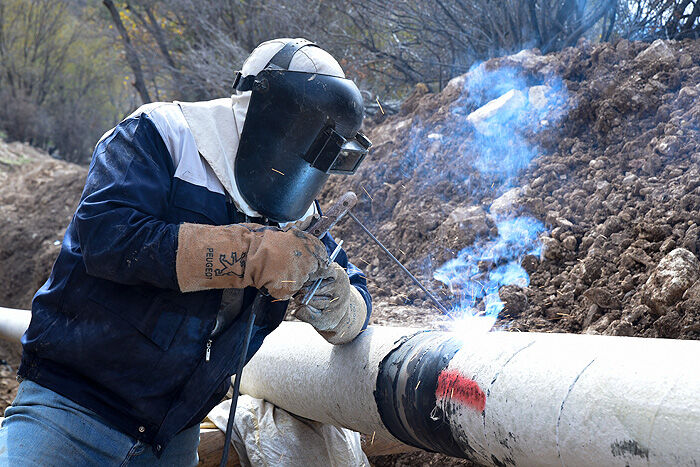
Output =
[
  {"x1": 620, "y1": 247, "x2": 653, "y2": 268},
  {"x1": 540, "y1": 237, "x2": 561, "y2": 261},
  {"x1": 678, "y1": 85, "x2": 700, "y2": 100},
  {"x1": 660, "y1": 238, "x2": 676, "y2": 255},
  {"x1": 589, "y1": 159, "x2": 605, "y2": 170},
  {"x1": 621, "y1": 274, "x2": 635, "y2": 293},
  {"x1": 654, "y1": 310, "x2": 682, "y2": 338},
  {"x1": 583, "y1": 304, "x2": 602, "y2": 329},
  {"x1": 622, "y1": 173, "x2": 637, "y2": 186},
  {"x1": 635, "y1": 39, "x2": 675, "y2": 63},
  {"x1": 626, "y1": 304, "x2": 651, "y2": 323},
  {"x1": 555, "y1": 217, "x2": 575, "y2": 229},
  {"x1": 604, "y1": 319, "x2": 634, "y2": 336},
  {"x1": 467, "y1": 89, "x2": 527, "y2": 135},
  {"x1": 682, "y1": 223, "x2": 699, "y2": 253},
  {"x1": 601, "y1": 216, "x2": 623, "y2": 236},
  {"x1": 520, "y1": 255, "x2": 539, "y2": 275},
  {"x1": 682, "y1": 280, "x2": 700, "y2": 301},
  {"x1": 499, "y1": 285, "x2": 528, "y2": 317},
  {"x1": 444, "y1": 205, "x2": 493, "y2": 237},
  {"x1": 581, "y1": 254, "x2": 604, "y2": 283},
  {"x1": 679, "y1": 54, "x2": 693, "y2": 68},
  {"x1": 561, "y1": 235, "x2": 577, "y2": 251},
  {"x1": 528, "y1": 85, "x2": 550, "y2": 110},
  {"x1": 583, "y1": 287, "x2": 620, "y2": 309},
  {"x1": 655, "y1": 136, "x2": 680, "y2": 156},
  {"x1": 490, "y1": 187, "x2": 522, "y2": 217},
  {"x1": 642, "y1": 248, "x2": 700, "y2": 315}
]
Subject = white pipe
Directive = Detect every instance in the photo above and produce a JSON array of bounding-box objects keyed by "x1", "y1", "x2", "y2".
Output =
[
  {"x1": 241, "y1": 323, "x2": 412, "y2": 441},
  {"x1": 240, "y1": 322, "x2": 700, "y2": 466},
  {"x1": 0, "y1": 308, "x2": 30, "y2": 342},
  {"x1": 1, "y1": 307, "x2": 698, "y2": 465}
]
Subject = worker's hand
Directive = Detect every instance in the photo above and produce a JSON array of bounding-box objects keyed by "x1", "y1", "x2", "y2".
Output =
[
  {"x1": 176, "y1": 223, "x2": 330, "y2": 300},
  {"x1": 293, "y1": 263, "x2": 367, "y2": 344}
]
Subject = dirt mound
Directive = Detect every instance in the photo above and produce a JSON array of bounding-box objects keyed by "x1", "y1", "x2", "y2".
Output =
[
  {"x1": 0, "y1": 139, "x2": 86, "y2": 408},
  {"x1": 0, "y1": 139, "x2": 86, "y2": 309},
  {"x1": 323, "y1": 37, "x2": 700, "y2": 343}
]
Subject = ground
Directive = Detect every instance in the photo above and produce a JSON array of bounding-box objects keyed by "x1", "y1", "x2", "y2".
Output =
[{"x1": 1, "y1": 38, "x2": 699, "y2": 466}]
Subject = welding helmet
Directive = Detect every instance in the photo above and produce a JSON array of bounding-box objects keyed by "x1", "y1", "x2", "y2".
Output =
[{"x1": 232, "y1": 38, "x2": 371, "y2": 222}]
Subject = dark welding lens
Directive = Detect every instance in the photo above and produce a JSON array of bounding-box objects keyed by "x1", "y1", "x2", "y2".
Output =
[
  {"x1": 329, "y1": 140, "x2": 367, "y2": 174},
  {"x1": 304, "y1": 127, "x2": 345, "y2": 173},
  {"x1": 305, "y1": 128, "x2": 371, "y2": 174},
  {"x1": 329, "y1": 132, "x2": 371, "y2": 174}
]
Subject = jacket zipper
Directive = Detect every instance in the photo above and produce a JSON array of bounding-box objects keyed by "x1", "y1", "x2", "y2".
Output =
[{"x1": 205, "y1": 339, "x2": 212, "y2": 362}]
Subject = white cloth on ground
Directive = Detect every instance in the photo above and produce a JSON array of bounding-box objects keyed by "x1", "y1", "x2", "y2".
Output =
[{"x1": 207, "y1": 395, "x2": 368, "y2": 467}]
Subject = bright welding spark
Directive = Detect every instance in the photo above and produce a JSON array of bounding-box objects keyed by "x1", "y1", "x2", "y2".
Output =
[
  {"x1": 271, "y1": 168, "x2": 285, "y2": 175},
  {"x1": 375, "y1": 96, "x2": 385, "y2": 115},
  {"x1": 361, "y1": 185, "x2": 373, "y2": 201}
]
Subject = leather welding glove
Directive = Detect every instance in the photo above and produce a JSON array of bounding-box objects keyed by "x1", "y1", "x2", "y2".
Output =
[
  {"x1": 293, "y1": 263, "x2": 367, "y2": 345},
  {"x1": 176, "y1": 223, "x2": 330, "y2": 300}
]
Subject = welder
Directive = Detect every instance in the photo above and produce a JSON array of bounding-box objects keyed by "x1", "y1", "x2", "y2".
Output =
[{"x1": 0, "y1": 38, "x2": 372, "y2": 465}]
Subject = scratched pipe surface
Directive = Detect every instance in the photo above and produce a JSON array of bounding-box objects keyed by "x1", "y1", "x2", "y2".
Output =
[{"x1": 1, "y1": 308, "x2": 699, "y2": 465}]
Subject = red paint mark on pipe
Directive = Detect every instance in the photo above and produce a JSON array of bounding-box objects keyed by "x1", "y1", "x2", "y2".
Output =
[{"x1": 436, "y1": 369, "x2": 486, "y2": 412}]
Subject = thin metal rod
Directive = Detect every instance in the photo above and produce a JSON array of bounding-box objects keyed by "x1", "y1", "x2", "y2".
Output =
[
  {"x1": 220, "y1": 299, "x2": 258, "y2": 467},
  {"x1": 302, "y1": 240, "x2": 344, "y2": 305},
  {"x1": 347, "y1": 211, "x2": 453, "y2": 319}
]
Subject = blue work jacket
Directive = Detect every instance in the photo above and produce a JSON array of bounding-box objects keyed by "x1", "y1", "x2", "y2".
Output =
[{"x1": 18, "y1": 104, "x2": 371, "y2": 456}]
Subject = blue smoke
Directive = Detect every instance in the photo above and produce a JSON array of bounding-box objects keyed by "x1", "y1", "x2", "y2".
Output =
[
  {"x1": 435, "y1": 216, "x2": 545, "y2": 332},
  {"x1": 429, "y1": 61, "x2": 569, "y2": 331}
]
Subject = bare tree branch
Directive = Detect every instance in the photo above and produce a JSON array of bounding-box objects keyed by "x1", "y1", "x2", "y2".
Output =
[{"x1": 103, "y1": 0, "x2": 151, "y2": 102}]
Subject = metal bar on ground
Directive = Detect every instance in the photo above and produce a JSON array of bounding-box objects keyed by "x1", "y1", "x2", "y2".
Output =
[{"x1": 346, "y1": 211, "x2": 453, "y2": 318}]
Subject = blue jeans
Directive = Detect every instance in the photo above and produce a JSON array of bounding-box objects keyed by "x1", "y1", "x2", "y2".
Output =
[{"x1": 0, "y1": 380, "x2": 199, "y2": 466}]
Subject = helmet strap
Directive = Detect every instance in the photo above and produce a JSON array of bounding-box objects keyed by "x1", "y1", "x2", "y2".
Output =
[{"x1": 233, "y1": 39, "x2": 320, "y2": 92}]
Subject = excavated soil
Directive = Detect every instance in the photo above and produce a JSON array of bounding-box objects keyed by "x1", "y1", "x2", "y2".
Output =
[
  {"x1": 2, "y1": 38, "x2": 700, "y2": 466},
  {"x1": 324, "y1": 37, "x2": 700, "y2": 344},
  {"x1": 0, "y1": 139, "x2": 86, "y2": 409}
]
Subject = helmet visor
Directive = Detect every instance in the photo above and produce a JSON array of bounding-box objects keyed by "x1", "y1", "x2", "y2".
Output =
[{"x1": 305, "y1": 128, "x2": 372, "y2": 175}]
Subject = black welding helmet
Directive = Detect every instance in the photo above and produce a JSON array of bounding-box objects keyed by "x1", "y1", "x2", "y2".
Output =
[{"x1": 232, "y1": 39, "x2": 371, "y2": 222}]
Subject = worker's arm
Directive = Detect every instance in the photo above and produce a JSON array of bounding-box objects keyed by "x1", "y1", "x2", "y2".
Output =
[
  {"x1": 75, "y1": 114, "x2": 181, "y2": 290},
  {"x1": 76, "y1": 114, "x2": 329, "y2": 299}
]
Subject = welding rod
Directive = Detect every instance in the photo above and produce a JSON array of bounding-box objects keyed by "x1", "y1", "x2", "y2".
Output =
[
  {"x1": 346, "y1": 211, "x2": 453, "y2": 319},
  {"x1": 302, "y1": 240, "x2": 344, "y2": 305}
]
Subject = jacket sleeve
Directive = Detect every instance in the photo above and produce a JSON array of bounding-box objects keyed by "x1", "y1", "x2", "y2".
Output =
[
  {"x1": 321, "y1": 234, "x2": 373, "y2": 330},
  {"x1": 74, "y1": 113, "x2": 180, "y2": 290}
]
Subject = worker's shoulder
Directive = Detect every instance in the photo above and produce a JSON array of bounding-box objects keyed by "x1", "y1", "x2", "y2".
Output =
[
  {"x1": 96, "y1": 102, "x2": 187, "y2": 147},
  {"x1": 130, "y1": 102, "x2": 189, "y2": 136}
]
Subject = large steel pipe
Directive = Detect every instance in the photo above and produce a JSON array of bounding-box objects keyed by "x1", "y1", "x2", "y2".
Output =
[{"x1": 240, "y1": 322, "x2": 700, "y2": 466}]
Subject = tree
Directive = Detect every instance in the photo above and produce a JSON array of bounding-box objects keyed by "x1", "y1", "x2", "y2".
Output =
[{"x1": 0, "y1": 0, "x2": 126, "y2": 161}]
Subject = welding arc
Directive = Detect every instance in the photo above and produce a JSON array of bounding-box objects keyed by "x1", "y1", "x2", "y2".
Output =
[{"x1": 346, "y1": 211, "x2": 453, "y2": 319}]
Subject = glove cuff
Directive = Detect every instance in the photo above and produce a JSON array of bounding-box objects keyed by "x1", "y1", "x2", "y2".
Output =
[{"x1": 319, "y1": 287, "x2": 368, "y2": 345}]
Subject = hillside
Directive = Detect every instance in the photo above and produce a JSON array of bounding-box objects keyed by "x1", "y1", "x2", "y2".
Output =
[{"x1": 1, "y1": 37, "x2": 700, "y2": 465}]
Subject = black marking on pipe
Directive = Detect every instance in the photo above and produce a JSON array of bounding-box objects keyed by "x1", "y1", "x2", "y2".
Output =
[
  {"x1": 374, "y1": 330, "x2": 466, "y2": 458},
  {"x1": 611, "y1": 440, "x2": 649, "y2": 460}
]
